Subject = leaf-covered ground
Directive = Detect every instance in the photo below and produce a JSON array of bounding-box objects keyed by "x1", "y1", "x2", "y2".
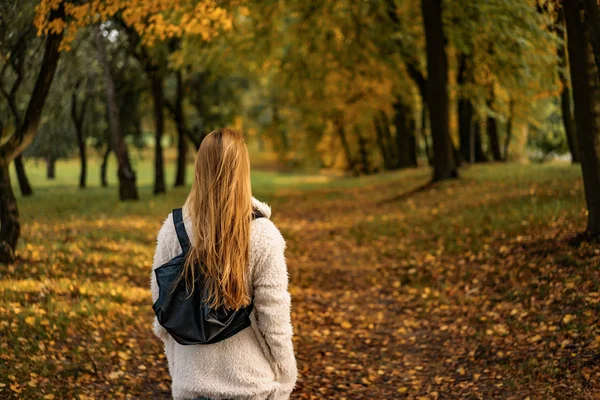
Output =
[{"x1": 1, "y1": 161, "x2": 599, "y2": 399}]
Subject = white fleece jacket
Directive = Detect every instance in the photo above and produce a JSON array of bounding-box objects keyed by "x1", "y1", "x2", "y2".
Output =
[{"x1": 150, "y1": 198, "x2": 298, "y2": 400}]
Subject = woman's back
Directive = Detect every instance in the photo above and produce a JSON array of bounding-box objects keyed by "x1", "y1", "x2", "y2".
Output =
[{"x1": 151, "y1": 198, "x2": 297, "y2": 400}]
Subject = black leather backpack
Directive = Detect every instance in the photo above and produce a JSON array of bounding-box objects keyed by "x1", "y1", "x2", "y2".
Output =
[{"x1": 152, "y1": 208, "x2": 260, "y2": 345}]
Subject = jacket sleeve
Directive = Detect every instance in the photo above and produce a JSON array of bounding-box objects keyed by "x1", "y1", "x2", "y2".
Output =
[
  {"x1": 150, "y1": 214, "x2": 174, "y2": 342},
  {"x1": 253, "y1": 221, "x2": 298, "y2": 399}
]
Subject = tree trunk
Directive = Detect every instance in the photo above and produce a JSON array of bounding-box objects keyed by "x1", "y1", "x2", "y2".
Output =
[
  {"x1": 486, "y1": 115, "x2": 502, "y2": 161},
  {"x1": 375, "y1": 115, "x2": 395, "y2": 170},
  {"x1": 14, "y1": 154, "x2": 33, "y2": 196},
  {"x1": 564, "y1": 0, "x2": 600, "y2": 236},
  {"x1": 422, "y1": 0, "x2": 458, "y2": 181},
  {"x1": 150, "y1": 71, "x2": 166, "y2": 194},
  {"x1": 485, "y1": 88, "x2": 503, "y2": 162},
  {"x1": 71, "y1": 90, "x2": 88, "y2": 188},
  {"x1": 375, "y1": 110, "x2": 399, "y2": 169},
  {"x1": 94, "y1": 27, "x2": 138, "y2": 201},
  {"x1": 77, "y1": 135, "x2": 87, "y2": 188},
  {"x1": 457, "y1": 53, "x2": 485, "y2": 164},
  {"x1": 101, "y1": 145, "x2": 110, "y2": 187},
  {"x1": 421, "y1": 105, "x2": 433, "y2": 166},
  {"x1": 557, "y1": 10, "x2": 580, "y2": 164},
  {"x1": 356, "y1": 131, "x2": 370, "y2": 174},
  {"x1": 175, "y1": 128, "x2": 187, "y2": 187},
  {"x1": 380, "y1": 111, "x2": 397, "y2": 165},
  {"x1": 503, "y1": 98, "x2": 515, "y2": 161},
  {"x1": 173, "y1": 71, "x2": 187, "y2": 187},
  {"x1": 458, "y1": 96, "x2": 474, "y2": 163},
  {"x1": 46, "y1": 156, "x2": 56, "y2": 180},
  {"x1": 561, "y1": 84, "x2": 580, "y2": 164},
  {"x1": 472, "y1": 119, "x2": 483, "y2": 163},
  {"x1": 582, "y1": 0, "x2": 600, "y2": 84},
  {"x1": 335, "y1": 118, "x2": 357, "y2": 174},
  {"x1": 394, "y1": 101, "x2": 418, "y2": 168},
  {"x1": 0, "y1": 163, "x2": 20, "y2": 263}
]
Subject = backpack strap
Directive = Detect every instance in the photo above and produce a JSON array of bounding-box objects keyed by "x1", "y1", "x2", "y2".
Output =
[
  {"x1": 172, "y1": 208, "x2": 190, "y2": 254},
  {"x1": 174, "y1": 208, "x2": 260, "y2": 254}
]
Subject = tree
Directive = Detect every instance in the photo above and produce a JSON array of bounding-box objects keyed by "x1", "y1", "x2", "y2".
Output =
[
  {"x1": 554, "y1": 5, "x2": 580, "y2": 164},
  {"x1": 486, "y1": 86, "x2": 503, "y2": 161},
  {"x1": 167, "y1": 70, "x2": 190, "y2": 187},
  {"x1": 35, "y1": 0, "x2": 235, "y2": 193},
  {"x1": 71, "y1": 80, "x2": 89, "y2": 188},
  {"x1": 89, "y1": 41, "x2": 143, "y2": 190},
  {"x1": 25, "y1": 53, "x2": 83, "y2": 181},
  {"x1": 148, "y1": 61, "x2": 167, "y2": 195},
  {"x1": 0, "y1": 3, "x2": 64, "y2": 263},
  {"x1": 123, "y1": 25, "x2": 167, "y2": 194},
  {"x1": 447, "y1": 0, "x2": 558, "y2": 165},
  {"x1": 457, "y1": 52, "x2": 487, "y2": 163},
  {"x1": 0, "y1": 3, "x2": 40, "y2": 197},
  {"x1": 94, "y1": 25, "x2": 139, "y2": 201},
  {"x1": 100, "y1": 144, "x2": 111, "y2": 187},
  {"x1": 394, "y1": 101, "x2": 418, "y2": 168},
  {"x1": 563, "y1": 0, "x2": 600, "y2": 236},
  {"x1": 13, "y1": 155, "x2": 33, "y2": 196},
  {"x1": 503, "y1": 97, "x2": 515, "y2": 160},
  {"x1": 581, "y1": 0, "x2": 600, "y2": 84},
  {"x1": 64, "y1": 37, "x2": 102, "y2": 189},
  {"x1": 25, "y1": 103, "x2": 77, "y2": 180},
  {"x1": 421, "y1": 0, "x2": 458, "y2": 181}
]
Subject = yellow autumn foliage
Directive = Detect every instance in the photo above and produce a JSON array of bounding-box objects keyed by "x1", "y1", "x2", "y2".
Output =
[{"x1": 34, "y1": 0, "x2": 236, "y2": 50}]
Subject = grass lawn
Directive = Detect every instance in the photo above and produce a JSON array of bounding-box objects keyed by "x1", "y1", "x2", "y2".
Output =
[{"x1": 1, "y1": 155, "x2": 599, "y2": 399}]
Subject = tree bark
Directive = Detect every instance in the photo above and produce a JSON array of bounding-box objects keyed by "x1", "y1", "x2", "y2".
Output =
[
  {"x1": 503, "y1": 98, "x2": 515, "y2": 161},
  {"x1": 560, "y1": 82, "x2": 580, "y2": 164},
  {"x1": 46, "y1": 156, "x2": 56, "y2": 180},
  {"x1": 335, "y1": 118, "x2": 357, "y2": 174},
  {"x1": 421, "y1": 105, "x2": 433, "y2": 166},
  {"x1": 0, "y1": 163, "x2": 19, "y2": 263},
  {"x1": 175, "y1": 127, "x2": 187, "y2": 187},
  {"x1": 94, "y1": 27, "x2": 138, "y2": 201},
  {"x1": 486, "y1": 116, "x2": 502, "y2": 161},
  {"x1": 582, "y1": 0, "x2": 600, "y2": 84},
  {"x1": 421, "y1": 0, "x2": 458, "y2": 181},
  {"x1": 486, "y1": 89, "x2": 503, "y2": 161},
  {"x1": 356, "y1": 131, "x2": 370, "y2": 174},
  {"x1": 564, "y1": 0, "x2": 600, "y2": 236},
  {"x1": 374, "y1": 115, "x2": 395, "y2": 170},
  {"x1": 149, "y1": 70, "x2": 166, "y2": 194},
  {"x1": 457, "y1": 53, "x2": 486, "y2": 164},
  {"x1": 380, "y1": 111, "x2": 397, "y2": 164},
  {"x1": 77, "y1": 139, "x2": 87, "y2": 188},
  {"x1": 557, "y1": 9, "x2": 580, "y2": 164},
  {"x1": 394, "y1": 101, "x2": 418, "y2": 168},
  {"x1": 71, "y1": 90, "x2": 88, "y2": 188},
  {"x1": 76, "y1": 135, "x2": 87, "y2": 188},
  {"x1": 14, "y1": 154, "x2": 33, "y2": 196},
  {"x1": 173, "y1": 71, "x2": 187, "y2": 187},
  {"x1": 458, "y1": 96, "x2": 474, "y2": 163},
  {"x1": 472, "y1": 119, "x2": 487, "y2": 163},
  {"x1": 375, "y1": 110, "x2": 398, "y2": 170},
  {"x1": 101, "y1": 145, "x2": 110, "y2": 187}
]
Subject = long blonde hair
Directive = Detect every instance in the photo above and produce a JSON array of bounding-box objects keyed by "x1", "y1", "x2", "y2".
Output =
[{"x1": 180, "y1": 128, "x2": 252, "y2": 310}]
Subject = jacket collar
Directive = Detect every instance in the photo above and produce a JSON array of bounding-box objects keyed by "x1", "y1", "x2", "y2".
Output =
[{"x1": 252, "y1": 197, "x2": 272, "y2": 219}]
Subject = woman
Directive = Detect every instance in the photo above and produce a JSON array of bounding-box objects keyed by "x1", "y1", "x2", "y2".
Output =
[{"x1": 150, "y1": 129, "x2": 297, "y2": 400}]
